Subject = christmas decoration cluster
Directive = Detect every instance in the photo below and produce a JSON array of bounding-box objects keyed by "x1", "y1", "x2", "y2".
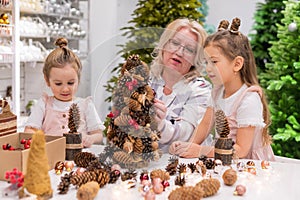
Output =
[{"x1": 104, "y1": 54, "x2": 162, "y2": 168}]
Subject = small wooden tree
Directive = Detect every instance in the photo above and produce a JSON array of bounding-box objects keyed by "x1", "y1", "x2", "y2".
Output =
[{"x1": 64, "y1": 103, "x2": 82, "y2": 160}]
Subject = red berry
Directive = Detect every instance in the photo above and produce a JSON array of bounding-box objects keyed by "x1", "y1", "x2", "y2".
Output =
[
  {"x1": 2, "y1": 144, "x2": 7, "y2": 150},
  {"x1": 9, "y1": 146, "x2": 15, "y2": 151},
  {"x1": 20, "y1": 139, "x2": 26, "y2": 144},
  {"x1": 162, "y1": 180, "x2": 170, "y2": 188},
  {"x1": 24, "y1": 144, "x2": 30, "y2": 149},
  {"x1": 26, "y1": 139, "x2": 31, "y2": 146}
]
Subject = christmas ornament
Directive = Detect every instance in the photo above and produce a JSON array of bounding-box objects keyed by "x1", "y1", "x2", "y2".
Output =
[
  {"x1": 64, "y1": 161, "x2": 75, "y2": 172},
  {"x1": 261, "y1": 160, "x2": 270, "y2": 169},
  {"x1": 76, "y1": 181, "x2": 100, "y2": 200},
  {"x1": 55, "y1": 161, "x2": 65, "y2": 175},
  {"x1": 222, "y1": 168, "x2": 237, "y2": 186},
  {"x1": 288, "y1": 22, "x2": 297, "y2": 32},
  {"x1": 234, "y1": 184, "x2": 246, "y2": 196}
]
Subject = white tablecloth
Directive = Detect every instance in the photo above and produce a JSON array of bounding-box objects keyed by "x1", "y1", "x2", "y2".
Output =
[{"x1": 1, "y1": 145, "x2": 300, "y2": 200}]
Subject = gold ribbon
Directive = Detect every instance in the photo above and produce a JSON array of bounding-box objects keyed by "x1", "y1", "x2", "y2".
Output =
[
  {"x1": 215, "y1": 148, "x2": 233, "y2": 155},
  {"x1": 66, "y1": 143, "x2": 83, "y2": 149}
]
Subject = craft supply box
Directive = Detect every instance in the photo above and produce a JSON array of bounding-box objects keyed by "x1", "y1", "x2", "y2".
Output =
[{"x1": 0, "y1": 132, "x2": 66, "y2": 180}]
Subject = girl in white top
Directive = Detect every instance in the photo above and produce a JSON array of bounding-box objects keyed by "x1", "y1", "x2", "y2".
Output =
[
  {"x1": 25, "y1": 38, "x2": 104, "y2": 147},
  {"x1": 169, "y1": 18, "x2": 275, "y2": 161}
]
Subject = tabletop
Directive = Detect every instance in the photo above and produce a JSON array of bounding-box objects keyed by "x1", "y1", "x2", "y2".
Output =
[{"x1": 1, "y1": 145, "x2": 300, "y2": 200}]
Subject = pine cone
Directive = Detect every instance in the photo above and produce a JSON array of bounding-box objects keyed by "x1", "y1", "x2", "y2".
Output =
[
  {"x1": 196, "y1": 178, "x2": 220, "y2": 197},
  {"x1": 168, "y1": 186, "x2": 204, "y2": 200},
  {"x1": 174, "y1": 174, "x2": 185, "y2": 186},
  {"x1": 70, "y1": 169, "x2": 109, "y2": 187},
  {"x1": 165, "y1": 156, "x2": 179, "y2": 175},
  {"x1": 150, "y1": 169, "x2": 170, "y2": 181},
  {"x1": 121, "y1": 169, "x2": 137, "y2": 181},
  {"x1": 57, "y1": 172, "x2": 73, "y2": 194},
  {"x1": 204, "y1": 158, "x2": 215, "y2": 170},
  {"x1": 187, "y1": 163, "x2": 197, "y2": 173},
  {"x1": 68, "y1": 103, "x2": 80, "y2": 133},
  {"x1": 109, "y1": 170, "x2": 121, "y2": 184},
  {"x1": 74, "y1": 152, "x2": 97, "y2": 168},
  {"x1": 177, "y1": 163, "x2": 187, "y2": 174},
  {"x1": 133, "y1": 138, "x2": 144, "y2": 154},
  {"x1": 215, "y1": 110, "x2": 230, "y2": 138}
]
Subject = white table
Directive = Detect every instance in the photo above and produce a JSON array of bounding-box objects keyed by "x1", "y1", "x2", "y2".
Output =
[{"x1": 1, "y1": 145, "x2": 300, "y2": 200}]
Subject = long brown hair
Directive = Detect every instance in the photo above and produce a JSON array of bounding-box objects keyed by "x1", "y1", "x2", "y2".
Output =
[{"x1": 204, "y1": 18, "x2": 272, "y2": 145}]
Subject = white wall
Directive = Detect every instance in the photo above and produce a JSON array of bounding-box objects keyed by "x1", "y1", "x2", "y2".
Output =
[
  {"x1": 89, "y1": 0, "x2": 137, "y2": 119},
  {"x1": 89, "y1": 0, "x2": 264, "y2": 119},
  {"x1": 206, "y1": 0, "x2": 265, "y2": 35}
]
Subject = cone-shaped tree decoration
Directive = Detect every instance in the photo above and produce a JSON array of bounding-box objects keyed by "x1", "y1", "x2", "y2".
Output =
[
  {"x1": 104, "y1": 54, "x2": 162, "y2": 169},
  {"x1": 18, "y1": 130, "x2": 53, "y2": 199},
  {"x1": 64, "y1": 103, "x2": 82, "y2": 160},
  {"x1": 214, "y1": 109, "x2": 233, "y2": 165}
]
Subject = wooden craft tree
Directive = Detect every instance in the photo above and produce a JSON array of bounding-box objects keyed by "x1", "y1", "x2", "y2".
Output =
[
  {"x1": 19, "y1": 130, "x2": 53, "y2": 199},
  {"x1": 64, "y1": 103, "x2": 82, "y2": 160},
  {"x1": 214, "y1": 110, "x2": 233, "y2": 165}
]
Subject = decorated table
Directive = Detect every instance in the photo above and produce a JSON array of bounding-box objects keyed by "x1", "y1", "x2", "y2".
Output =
[{"x1": 1, "y1": 145, "x2": 300, "y2": 200}]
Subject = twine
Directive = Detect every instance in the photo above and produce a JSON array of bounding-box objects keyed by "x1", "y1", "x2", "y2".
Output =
[
  {"x1": 215, "y1": 148, "x2": 233, "y2": 155},
  {"x1": 66, "y1": 143, "x2": 83, "y2": 149}
]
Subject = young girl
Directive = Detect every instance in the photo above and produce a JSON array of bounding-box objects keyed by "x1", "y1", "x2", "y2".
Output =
[
  {"x1": 169, "y1": 18, "x2": 275, "y2": 161},
  {"x1": 24, "y1": 37, "x2": 104, "y2": 147}
]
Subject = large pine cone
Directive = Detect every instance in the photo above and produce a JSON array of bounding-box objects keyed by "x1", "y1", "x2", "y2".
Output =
[
  {"x1": 57, "y1": 172, "x2": 73, "y2": 194},
  {"x1": 195, "y1": 178, "x2": 220, "y2": 197},
  {"x1": 70, "y1": 169, "x2": 109, "y2": 187},
  {"x1": 68, "y1": 103, "x2": 80, "y2": 133},
  {"x1": 215, "y1": 110, "x2": 230, "y2": 138},
  {"x1": 74, "y1": 152, "x2": 97, "y2": 168},
  {"x1": 168, "y1": 186, "x2": 204, "y2": 200}
]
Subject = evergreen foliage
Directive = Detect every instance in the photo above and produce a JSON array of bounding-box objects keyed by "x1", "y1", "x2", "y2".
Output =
[
  {"x1": 260, "y1": 0, "x2": 300, "y2": 158},
  {"x1": 249, "y1": 0, "x2": 285, "y2": 73},
  {"x1": 104, "y1": 0, "x2": 205, "y2": 102}
]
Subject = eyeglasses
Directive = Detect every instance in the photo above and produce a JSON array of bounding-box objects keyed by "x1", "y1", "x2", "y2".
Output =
[{"x1": 166, "y1": 39, "x2": 197, "y2": 56}]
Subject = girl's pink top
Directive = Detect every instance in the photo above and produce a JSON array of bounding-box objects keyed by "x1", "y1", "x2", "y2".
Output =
[{"x1": 215, "y1": 85, "x2": 275, "y2": 161}]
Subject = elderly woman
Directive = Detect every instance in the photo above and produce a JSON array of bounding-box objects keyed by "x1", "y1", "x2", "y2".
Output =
[{"x1": 150, "y1": 18, "x2": 212, "y2": 153}]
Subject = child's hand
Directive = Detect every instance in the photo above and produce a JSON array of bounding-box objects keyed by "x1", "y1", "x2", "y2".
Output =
[
  {"x1": 82, "y1": 135, "x2": 94, "y2": 148},
  {"x1": 171, "y1": 141, "x2": 202, "y2": 158}
]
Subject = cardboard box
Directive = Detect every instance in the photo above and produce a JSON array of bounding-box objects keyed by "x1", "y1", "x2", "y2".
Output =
[{"x1": 0, "y1": 132, "x2": 66, "y2": 180}]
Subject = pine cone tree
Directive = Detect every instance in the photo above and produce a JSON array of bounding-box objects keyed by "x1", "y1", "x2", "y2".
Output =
[
  {"x1": 168, "y1": 186, "x2": 204, "y2": 200},
  {"x1": 57, "y1": 172, "x2": 74, "y2": 194},
  {"x1": 195, "y1": 178, "x2": 220, "y2": 197},
  {"x1": 74, "y1": 152, "x2": 97, "y2": 168},
  {"x1": 70, "y1": 169, "x2": 109, "y2": 187},
  {"x1": 68, "y1": 103, "x2": 80, "y2": 133},
  {"x1": 215, "y1": 110, "x2": 230, "y2": 138},
  {"x1": 165, "y1": 156, "x2": 179, "y2": 176}
]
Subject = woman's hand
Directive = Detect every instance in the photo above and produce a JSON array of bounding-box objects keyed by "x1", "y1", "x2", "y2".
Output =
[
  {"x1": 154, "y1": 98, "x2": 167, "y2": 127},
  {"x1": 169, "y1": 141, "x2": 202, "y2": 158}
]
